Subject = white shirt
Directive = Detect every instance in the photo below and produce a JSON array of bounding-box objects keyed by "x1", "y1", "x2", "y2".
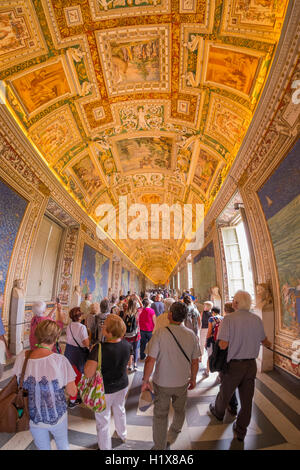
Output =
[
  {"x1": 66, "y1": 322, "x2": 88, "y2": 347},
  {"x1": 12, "y1": 351, "x2": 76, "y2": 427}
]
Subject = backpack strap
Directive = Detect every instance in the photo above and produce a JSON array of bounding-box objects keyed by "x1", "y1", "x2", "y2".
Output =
[{"x1": 166, "y1": 327, "x2": 190, "y2": 364}]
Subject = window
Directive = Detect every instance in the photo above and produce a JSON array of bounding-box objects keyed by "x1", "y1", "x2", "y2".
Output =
[
  {"x1": 222, "y1": 222, "x2": 254, "y2": 300},
  {"x1": 26, "y1": 216, "x2": 63, "y2": 302}
]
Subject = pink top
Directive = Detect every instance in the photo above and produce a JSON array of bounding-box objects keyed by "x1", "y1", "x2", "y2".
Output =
[
  {"x1": 30, "y1": 316, "x2": 64, "y2": 352},
  {"x1": 138, "y1": 307, "x2": 156, "y2": 332}
]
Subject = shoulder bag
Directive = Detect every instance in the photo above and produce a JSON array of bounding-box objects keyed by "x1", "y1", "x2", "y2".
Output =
[
  {"x1": 69, "y1": 324, "x2": 90, "y2": 361},
  {"x1": 77, "y1": 343, "x2": 106, "y2": 413},
  {"x1": 0, "y1": 350, "x2": 31, "y2": 433},
  {"x1": 166, "y1": 327, "x2": 190, "y2": 364},
  {"x1": 209, "y1": 340, "x2": 228, "y2": 373}
]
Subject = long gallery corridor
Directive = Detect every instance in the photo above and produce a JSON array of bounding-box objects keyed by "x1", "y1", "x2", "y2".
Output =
[
  {"x1": 1, "y1": 355, "x2": 299, "y2": 451},
  {"x1": 0, "y1": 0, "x2": 300, "y2": 454}
]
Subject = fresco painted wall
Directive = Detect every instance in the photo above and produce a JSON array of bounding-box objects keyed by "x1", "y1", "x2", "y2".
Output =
[
  {"x1": 0, "y1": 179, "x2": 28, "y2": 317},
  {"x1": 121, "y1": 267, "x2": 130, "y2": 294},
  {"x1": 193, "y1": 241, "x2": 217, "y2": 303},
  {"x1": 258, "y1": 139, "x2": 300, "y2": 334},
  {"x1": 80, "y1": 243, "x2": 110, "y2": 303}
]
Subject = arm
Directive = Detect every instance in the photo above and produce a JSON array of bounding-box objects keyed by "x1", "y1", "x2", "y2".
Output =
[
  {"x1": 84, "y1": 359, "x2": 97, "y2": 378},
  {"x1": 261, "y1": 337, "x2": 271, "y2": 348},
  {"x1": 66, "y1": 380, "x2": 77, "y2": 398},
  {"x1": 141, "y1": 356, "x2": 156, "y2": 392},
  {"x1": 152, "y1": 314, "x2": 156, "y2": 326},
  {"x1": 48, "y1": 304, "x2": 57, "y2": 319},
  {"x1": 206, "y1": 321, "x2": 213, "y2": 339},
  {"x1": 134, "y1": 294, "x2": 143, "y2": 308},
  {"x1": 197, "y1": 316, "x2": 201, "y2": 340},
  {"x1": 55, "y1": 303, "x2": 64, "y2": 325},
  {"x1": 82, "y1": 337, "x2": 90, "y2": 348},
  {"x1": 188, "y1": 358, "x2": 199, "y2": 390}
]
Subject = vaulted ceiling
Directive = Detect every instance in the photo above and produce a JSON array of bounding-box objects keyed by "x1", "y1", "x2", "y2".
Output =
[{"x1": 0, "y1": 0, "x2": 289, "y2": 284}]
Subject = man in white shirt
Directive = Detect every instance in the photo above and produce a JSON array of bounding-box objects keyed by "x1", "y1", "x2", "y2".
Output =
[
  {"x1": 141, "y1": 302, "x2": 200, "y2": 450},
  {"x1": 209, "y1": 290, "x2": 271, "y2": 441}
]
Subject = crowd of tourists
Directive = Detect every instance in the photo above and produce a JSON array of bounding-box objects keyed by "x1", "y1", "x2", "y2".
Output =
[{"x1": 0, "y1": 287, "x2": 271, "y2": 450}]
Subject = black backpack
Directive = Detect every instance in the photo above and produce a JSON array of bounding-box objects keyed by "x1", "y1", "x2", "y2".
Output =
[{"x1": 124, "y1": 314, "x2": 137, "y2": 338}]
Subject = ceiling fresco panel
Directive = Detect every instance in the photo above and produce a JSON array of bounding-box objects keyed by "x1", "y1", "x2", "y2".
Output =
[
  {"x1": 10, "y1": 57, "x2": 75, "y2": 116},
  {"x1": 96, "y1": 25, "x2": 170, "y2": 96},
  {"x1": 29, "y1": 105, "x2": 83, "y2": 164},
  {"x1": 0, "y1": 0, "x2": 48, "y2": 71}
]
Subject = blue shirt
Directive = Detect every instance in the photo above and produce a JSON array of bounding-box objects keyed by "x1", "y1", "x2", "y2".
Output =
[
  {"x1": 151, "y1": 301, "x2": 165, "y2": 317},
  {"x1": 218, "y1": 309, "x2": 266, "y2": 362}
]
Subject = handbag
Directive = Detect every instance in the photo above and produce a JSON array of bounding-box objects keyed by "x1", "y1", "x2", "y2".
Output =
[
  {"x1": 69, "y1": 324, "x2": 89, "y2": 361},
  {"x1": 209, "y1": 340, "x2": 228, "y2": 373},
  {"x1": 77, "y1": 343, "x2": 106, "y2": 413},
  {"x1": 0, "y1": 350, "x2": 31, "y2": 433},
  {"x1": 166, "y1": 327, "x2": 190, "y2": 363}
]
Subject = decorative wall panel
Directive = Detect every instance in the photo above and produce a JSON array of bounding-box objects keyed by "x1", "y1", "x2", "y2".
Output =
[
  {"x1": 121, "y1": 267, "x2": 130, "y2": 294},
  {"x1": 0, "y1": 179, "x2": 28, "y2": 318},
  {"x1": 258, "y1": 140, "x2": 300, "y2": 336},
  {"x1": 193, "y1": 241, "x2": 216, "y2": 303},
  {"x1": 80, "y1": 243, "x2": 110, "y2": 302}
]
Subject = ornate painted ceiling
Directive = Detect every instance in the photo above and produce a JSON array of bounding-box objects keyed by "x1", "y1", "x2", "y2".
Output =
[{"x1": 0, "y1": 0, "x2": 289, "y2": 284}]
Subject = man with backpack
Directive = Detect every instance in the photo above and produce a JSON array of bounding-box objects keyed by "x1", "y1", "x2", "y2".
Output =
[
  {"x1": 94, "y1": 299, "x2": 111, "y2": 344},
  {"x1": 182, "y1": 296, "x2": 201, "y2": 344}
]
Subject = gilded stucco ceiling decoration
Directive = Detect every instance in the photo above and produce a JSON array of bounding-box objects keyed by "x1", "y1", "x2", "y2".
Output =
[{"x1": 0, "y1": 0, "x2": 289, "y2": 284}]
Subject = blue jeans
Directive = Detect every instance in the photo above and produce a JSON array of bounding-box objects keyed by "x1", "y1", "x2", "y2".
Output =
[
  {"x1": 140, "y1": 331, "x2": 153, "y2": 360},
  {"x1": 30, "y1": 413, "x2": 69, "y2": 450}
]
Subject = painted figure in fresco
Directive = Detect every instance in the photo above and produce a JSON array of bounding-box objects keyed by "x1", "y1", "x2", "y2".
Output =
[{"x1": 137, "y1": 106, "x2": 149, "y2": 129}]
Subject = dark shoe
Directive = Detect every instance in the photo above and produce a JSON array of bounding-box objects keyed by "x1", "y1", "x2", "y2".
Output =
[
  {"x1": 233, "y1": 422, "x2": 245, "y2": 442},
  {"x1": 209, "y1": 403, "x2": 223, "y2": 422},
  {"x1": 68, "y1": 398, "x2": 81, "y2": 409},
  {"x1": 227, "y1": 406, "x2": 237, "y2": 416}
]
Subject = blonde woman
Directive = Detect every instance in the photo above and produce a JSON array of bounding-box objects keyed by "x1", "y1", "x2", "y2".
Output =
[
  {"x1": 12, "y1": 320, "x2": 77, "y2": 450},
  {"x1": 84, "y1": 315, "x2": 131, "y2": 450}
]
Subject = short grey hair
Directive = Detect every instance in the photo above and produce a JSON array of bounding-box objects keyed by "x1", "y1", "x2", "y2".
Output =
[
  {"x1": 164, "y1": 298, "x2": 175, "y2": 312},
  {"x1": 32, "y1": 301, "x2": 47, "y2": 317},
  {"x1": 203, "y1": 301, "x2": 213, "y2": 309},
  {"x1": 233, "y1": 290, "x2": 252, "y2": 310}
]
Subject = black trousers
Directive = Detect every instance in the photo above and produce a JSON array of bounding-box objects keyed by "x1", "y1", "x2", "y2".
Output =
[{"x1": 215, "y1": 359, "x2": 257, "y2": 438}]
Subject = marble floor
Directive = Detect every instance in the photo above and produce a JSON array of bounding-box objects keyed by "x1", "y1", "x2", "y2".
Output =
[{"x1": 0, "y1": 356, "x2": 299, "y2": 451}]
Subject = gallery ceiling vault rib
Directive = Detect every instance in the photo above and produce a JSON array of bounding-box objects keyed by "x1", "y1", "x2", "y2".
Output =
[{"x1": 0, "y1": 0, "x2": 289, "y2": 284}]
